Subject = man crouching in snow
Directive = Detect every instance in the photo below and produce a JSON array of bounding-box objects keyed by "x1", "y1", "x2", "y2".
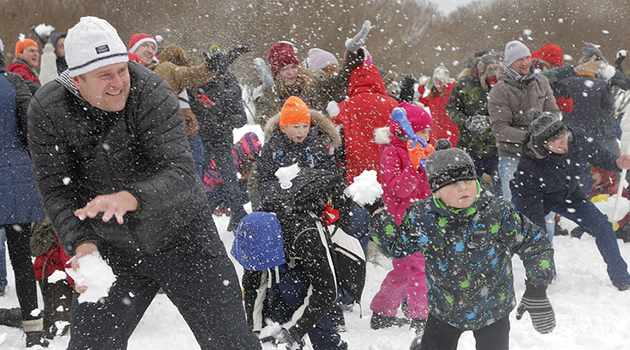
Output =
[{"x1": 26, "y1": 16, "x2": 261, "y2": 350}]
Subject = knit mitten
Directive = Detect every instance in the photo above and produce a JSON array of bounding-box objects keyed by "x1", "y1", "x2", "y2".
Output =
[
  {"x1": 253, "y1": 58, "x2": 275, "y2": 88},
  {"x1": 465, "y1": 115, "x2": 490, "y2": 134},
  {"x1": 345, "y1": 20, "x2": 372, "y2": 53},
  {"x1": 516, "y1": 283, "x2": 555, "y2": 334}
]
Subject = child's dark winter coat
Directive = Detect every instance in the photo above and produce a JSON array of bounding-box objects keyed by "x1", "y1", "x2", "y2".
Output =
[{"x1": 370, "y1": 189, "x2": 555, "y2": 330}]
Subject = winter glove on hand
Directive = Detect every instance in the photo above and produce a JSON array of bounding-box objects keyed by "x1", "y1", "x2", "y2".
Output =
[
  {"x1": 229, "y1": 43, "x2": 252, "y2": 57},
  {"x1": 516, "y1": 283, "x2": 555, "y2": 334},
  {"x1": 364, "y1": 197, "x2": 385, "y2": 216},
  {"x1": 615, "y1": 50, "x2": 628, "y2": 66},
  {"x1": 274, "y1": 328, "x2": 301, "y2": 350},
  {"x1": 399, "y1": 74, "x2": 418, "y2": 103},
  {"x1": 203, "y1": 49, "x2": 229, "y2": 72},
  {"x1": 254, "y1": 58, "x2": 275, "y2": 88},
  {"x1": 345, "y1": 20, "x2": 372, "y2": 53},
  {"x1": 465, "y1": 115, "x2": 491, "y2": 134}
]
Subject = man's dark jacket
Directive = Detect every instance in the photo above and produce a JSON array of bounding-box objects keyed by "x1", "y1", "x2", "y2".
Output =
[
  {"x1": 510, "y1": 126, "x2": 620, "y2": 230},
  {"x1": 27, "y1": 62, "x2": 209, "y2": 256}
]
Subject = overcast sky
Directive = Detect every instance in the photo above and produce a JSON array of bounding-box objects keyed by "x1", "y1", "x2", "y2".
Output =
[{"x1": 429, "y1": 0, "x2": 478, "y2": 15}]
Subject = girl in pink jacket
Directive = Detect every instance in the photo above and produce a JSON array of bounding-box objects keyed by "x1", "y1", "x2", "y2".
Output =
[{"x1": 370, "y1": 102, "x2": 432, "y2": 334}]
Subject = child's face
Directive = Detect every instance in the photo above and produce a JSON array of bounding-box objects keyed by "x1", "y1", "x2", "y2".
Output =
[
  {"x1": 435, "y1": 179, "x2": 477, "y2": 209},
  {"x1": 591, "y1": 171, "x2": 603, "y2": 185},
  {"x1": 415, "y1": 129, "x2": 431, "y2": 142},
  {"x1": 280, "y1": 122, "x2": 310, "y2": 143}
]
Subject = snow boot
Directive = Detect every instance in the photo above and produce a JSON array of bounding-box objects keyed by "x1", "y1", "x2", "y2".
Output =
[
  {"x1": 370, "y1": 312, "x2": 409, "y2": 330},
  {"x1": 0, "y1": 307, "x2": 22, "y2": 328},
  {"x1": 23, "y1": 318, "x2": 49, "y2": 348},
  {"x1": 41, "y1": 280, "x2": 72, "y2": 338}
]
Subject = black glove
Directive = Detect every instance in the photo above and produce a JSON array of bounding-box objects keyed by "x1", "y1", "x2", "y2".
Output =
[
  {"x1": 465, "y1": 114, "x2": 490, "y2": 134},
  {"x1": 516, "y1": 283, "x2": 555, "y2": 334},
  {"x1": 399, "y1": 74, "x2": 418, "y2": 103},
  {"x1": 615, "y1": 50, "x2": 628, "y2": 66},
  {"x1": 364, "y1": 197, "x2": 385, "y2": 216},
  {"x1": 274, "y1": 328, "x2": 301, "y2": 350},
  {"x1": 229, "y1": 43, "x2": 252, "y2": 58},
  {"x1": 31, "y1": 26, "x2": 49, "y2": 45},
  {"x1": 203, "y1": 49, "x2": 231, "y2": 73}
]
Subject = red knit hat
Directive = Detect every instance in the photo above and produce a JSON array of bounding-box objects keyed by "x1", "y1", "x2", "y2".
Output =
[
  {"x1": 128, "y1": 33, "x2": 158, "y2": 54},
  {"x1": 390, "y1": 102, "x2": 432, "y2": 135},
  {"x1": 279, "y1": 96, "x2": 310, "y2": 126},
  {"x1": 268, "y1": 42, "x2": 299, "y2": 76},
  {"x1": 534, "y1": 43, "x2": 563, "y2": 67},
  {"x1": 15, "y1": 38, "x2": 38, "y2": 56}
]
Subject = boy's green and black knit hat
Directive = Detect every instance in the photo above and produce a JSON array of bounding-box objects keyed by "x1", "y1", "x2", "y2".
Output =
[{"x1": 426, "y1": 139, "x2": 477, "y2": 192}]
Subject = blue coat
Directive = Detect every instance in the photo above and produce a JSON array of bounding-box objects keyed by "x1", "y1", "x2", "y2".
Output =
[
  {"x1": 0, "y1": 69, "x2": 45, "y2": 225},
  {"x1": 510, "y1": 126, "x2": 620, "y2": 230}
]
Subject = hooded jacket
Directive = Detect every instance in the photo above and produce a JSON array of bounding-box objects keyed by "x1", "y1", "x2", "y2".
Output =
[
  {"x1": 378, "y1": 131, "x2": 431, "y2": 225},
  {"x1": 370, "y1": 190, "x2": 555, "y2": 330},
  {"x1": 418, "y1": 82, "x2": 459, "y2": 148},
  {"x1": 510, "y1": 126, "x2": 620, "y2": 230},
  {"x1": 27, "y1": 62, "x2": 209, "y2": 256},
  {"x1": 258, "y1": 110, "x2": 341, "y2": 200},
  {"x1": 488, "y1": 67, "x2": 560, "y2": 158},
  {"x1": 333, "y1": 63, "x2": 398, "y2": 184}
]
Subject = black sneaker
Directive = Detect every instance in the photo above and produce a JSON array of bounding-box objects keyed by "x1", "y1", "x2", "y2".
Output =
[
  {"x1": 26, "y1": 331, "x2": 49, "y2": 348},
  {"x1": 0, "y1": 308, "x2": 22, "y2": 328},
  {"x1": 618, "y1": 284, "x2": 630, "y2": 291},
  {"x1": 370, "y1": 313, "x2": 409, "y2": 330},
  {"x1": 410, "y1": 318, "x2": 427, "y2": 335}
]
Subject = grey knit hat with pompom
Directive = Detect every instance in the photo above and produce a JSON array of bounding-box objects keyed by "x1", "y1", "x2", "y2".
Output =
[
  {"x1": 528, "y1": 108, "x2": 567, "y2": 145},
  {"x1": 426, "y1": 139, "x2": 477, "y2": 192}
]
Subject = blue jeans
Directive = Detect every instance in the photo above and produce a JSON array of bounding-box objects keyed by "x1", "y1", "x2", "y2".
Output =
[
  {"x1": 498, "y1": 156, "x2": 519, "y2": 201},
  {"x1": 0, "y1": 228, "x2": 6, "y2": 288},
  {"x1": 188, "y1": 135, "x2": 205, "y2": 180},
  {"x1": 269, "y1": 267, "x2": 347, "y2": 350},
  {"x1": 552, "y1": 197, "x2": 630, "y2": 287}
]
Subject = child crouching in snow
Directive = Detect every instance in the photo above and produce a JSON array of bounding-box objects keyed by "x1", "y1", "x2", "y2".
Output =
[
  {"x1": 589, "y1": 166, "x2": 630, "y2": 243},
  {"x1": 370, "y1": 102, "x2": 433, "y2": 334},
  {"x1": 368, "y1": 141, "x2": 556, "y2": 350}
]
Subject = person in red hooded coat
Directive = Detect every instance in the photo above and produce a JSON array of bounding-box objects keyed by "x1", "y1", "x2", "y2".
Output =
[{"x1": 332, "y1": 62, "x2": 399, "y2": 185}]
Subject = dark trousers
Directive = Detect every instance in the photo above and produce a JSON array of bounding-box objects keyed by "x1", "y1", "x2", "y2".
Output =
[
  {"x1": 413, "y1": 314, "x2": 510, "y2": 350},
  {"x1": 204, "y1": 142, "x2": 248, "y2": 225},
  {"x1": 68, "y1": 212, "x2": 261, "y2": 350},
  {"x1": 470, "y1": 153, "x2": 502, "y2": 197},
  {"x1": 549, "y1": 197, "x2": 630, "y2": 287},
  {"x1": 270, "y1": 267, "x2": 347, "y2": 350},
  {"x1": 4, "y1": 223, "x2": 39, "y2": 321}
]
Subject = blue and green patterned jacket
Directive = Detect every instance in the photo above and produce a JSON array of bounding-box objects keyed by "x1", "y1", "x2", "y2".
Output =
[{"x1": 370, "y1": 186, "x2": 555, "y2": 330}]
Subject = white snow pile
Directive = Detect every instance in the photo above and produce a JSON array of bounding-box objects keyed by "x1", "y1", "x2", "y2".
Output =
[
  {"x1": 66, "y1": 252, "x2": 116, "y2": 303},
  {"x1": 345, "y1": 170, "x2": 383, "y2": 205},
  {"x1": 47, "y1": 269, "x2": 69, "y2": 284},
  {"x1": 33, "y1": 23, "x2": 55, "y2": 38},
  {"x1": 275, "y1": 163, "x2": 300, "y2": 189},
  {"x1": 593, "y1": 194, "x2": 630, "y2": 222}
]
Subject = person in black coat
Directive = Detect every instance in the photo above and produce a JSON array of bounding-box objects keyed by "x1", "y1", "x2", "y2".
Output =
[
  {"x1": 510, "y1": 109, "x2": 630, "y2": 291},
  {"x1": 195, "y1": 69, "x2": 248, "y2": 231},
  {"x1": 26, "y1": 17, "x2": 261, "y2": 350}
]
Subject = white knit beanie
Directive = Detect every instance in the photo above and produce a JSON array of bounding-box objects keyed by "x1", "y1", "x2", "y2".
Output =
[
  {"x1": 65, "y1": 16, "x2": 129, "y2": 77},
  {"x1": 504, "y1": 40, "x2": 531, "y2": 67},
  {"x1": 307, "y1": 48, "x2": 338, "y2": 70}
]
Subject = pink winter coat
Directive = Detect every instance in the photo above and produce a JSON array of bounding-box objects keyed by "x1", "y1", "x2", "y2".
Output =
[{"x1": 380, "y1": 135, "x2": 431, "y2": 224}]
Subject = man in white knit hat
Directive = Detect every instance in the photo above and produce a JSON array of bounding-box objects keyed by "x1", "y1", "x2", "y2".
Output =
[{"x1": 27, "y1": 16, "x2": 262, "y2": 350}]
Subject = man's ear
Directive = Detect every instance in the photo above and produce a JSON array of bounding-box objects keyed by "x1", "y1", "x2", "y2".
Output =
[{"x1": 71, "y1": 76, "x2": 83, "y2": 93}]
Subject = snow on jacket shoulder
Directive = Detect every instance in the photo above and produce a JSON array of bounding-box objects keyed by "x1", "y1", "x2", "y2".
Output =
[
  {"x1": 370, "y1": 190, "x2": 555, "y2": 330},
  {"x1": 27, "y1": 62, "x2": 207, "y2": 256},
  {"x1": 333, "y1": 62, "x2": 398, "y2": 184}
]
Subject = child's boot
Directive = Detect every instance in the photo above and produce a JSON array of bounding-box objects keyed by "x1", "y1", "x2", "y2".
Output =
[
  {"x1": 0, "y1": 307, "x2": 22, "y2": 328},
  {"x1": 23, "y1": 318, "x2": 49, "y2": 348},
  {"x1": 370, "y1": 312, "x2": 409, "y2": 329}
]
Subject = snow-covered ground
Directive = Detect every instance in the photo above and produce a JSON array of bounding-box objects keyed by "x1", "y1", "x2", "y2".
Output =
[{"x1": 1, "y1": 211, "x2": 630, "y2": 350}]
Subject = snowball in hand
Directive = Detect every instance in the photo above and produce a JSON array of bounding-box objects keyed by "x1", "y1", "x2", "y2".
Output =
[
  {"x1": 66, "y1": 252, "x2": 116, "y2": 303},
  {"x1": 275, "y1": 163, "x2": 301, "y2": 187},
  {"x1": 345, "y1": 170, "x2": 383, "y2": 205}
]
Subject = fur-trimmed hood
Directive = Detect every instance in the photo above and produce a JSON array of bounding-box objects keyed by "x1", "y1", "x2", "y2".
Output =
[{"x1": 263, "y1": 108, "x2": 342, "y2": 148}]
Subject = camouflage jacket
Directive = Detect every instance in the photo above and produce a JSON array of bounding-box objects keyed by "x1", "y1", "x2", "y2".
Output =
[
  {"x1": 446, "y1": 74, "x2": 498, "y2": 158},
  {"x1": 370, "y1": 189, "x2": 555, "y2": 330}
]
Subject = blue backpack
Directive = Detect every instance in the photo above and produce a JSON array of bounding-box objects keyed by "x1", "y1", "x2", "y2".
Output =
[{"x1": 231, "y1": 212, "x2": 286, "y2": 271}]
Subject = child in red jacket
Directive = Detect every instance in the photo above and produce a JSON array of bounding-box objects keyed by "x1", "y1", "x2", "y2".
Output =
[{"x1": 590, "y1": 166, "x2": 630, "y2": 242}]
